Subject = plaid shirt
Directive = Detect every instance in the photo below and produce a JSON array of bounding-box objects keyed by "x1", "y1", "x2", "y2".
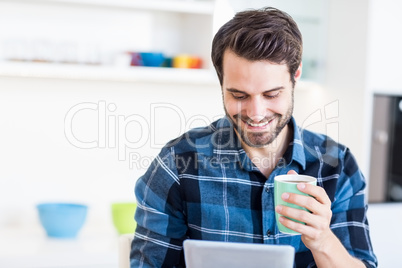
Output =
[{"x1": 130, "y1": 117, "x2": 377, "y2": 268}]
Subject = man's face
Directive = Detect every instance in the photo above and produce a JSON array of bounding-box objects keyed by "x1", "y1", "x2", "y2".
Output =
[{"x1": 222, "y1": 50, "x2": 300, "y2": 148}]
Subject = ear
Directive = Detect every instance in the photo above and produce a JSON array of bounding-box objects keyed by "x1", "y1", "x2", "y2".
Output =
[{"x1": 294, "y1": 62, "x2": 303, "y2": 82}]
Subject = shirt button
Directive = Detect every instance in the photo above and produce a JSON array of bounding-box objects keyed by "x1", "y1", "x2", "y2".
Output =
[
  {"x1": 266, "y1": 229, "x2": 272, "y2": 237},
  {"x1": 265, "y1": 187, "x2": 270, "y2": 193}
]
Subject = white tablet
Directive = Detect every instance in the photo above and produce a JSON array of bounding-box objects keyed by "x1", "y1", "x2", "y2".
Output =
[{"x1": 183, "y1": 239, "x2": 295, "y2": 268}]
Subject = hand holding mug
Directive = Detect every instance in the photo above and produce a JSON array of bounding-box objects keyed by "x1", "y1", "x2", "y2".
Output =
[{"x1": 275, "y1": 170, "x2": 334, "y2": 252}]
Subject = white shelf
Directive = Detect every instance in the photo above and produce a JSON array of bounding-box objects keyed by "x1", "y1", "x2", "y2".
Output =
[
  {"x1": 0, "y1": 0, "x2": 215, "y2": 15},
  {"x1": 0, "y1": 61, "x2": 220, "y2": 86},
  {"x1": 0, "y1": 62, "x2": 320, "y2": 91}
]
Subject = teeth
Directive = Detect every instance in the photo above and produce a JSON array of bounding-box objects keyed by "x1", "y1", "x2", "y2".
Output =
[{"x1": 249, "y1": 121, "x2": 269, "y2": 127}]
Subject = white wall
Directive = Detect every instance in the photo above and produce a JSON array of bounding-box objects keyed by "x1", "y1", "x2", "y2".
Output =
[
  {"x1": 0, "y1": 0, "x2": 218, "y2": 231},
  {"x1": 294, "y1": 0, "x2": 370, "y2": 175},
  {"x1": 366, "y1": 0, "x2": 402, "y2": 91},
  {"x1": 363, "y1": 0, "x2": 402, "y2": 189},
  {"x1": 0, "y1": 76, "x2": 223, "y2": 229}
]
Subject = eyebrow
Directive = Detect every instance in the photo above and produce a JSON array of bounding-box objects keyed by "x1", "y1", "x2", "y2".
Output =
[{"x1": 225, "y1": 87, "x2": 284, "y2": 94}]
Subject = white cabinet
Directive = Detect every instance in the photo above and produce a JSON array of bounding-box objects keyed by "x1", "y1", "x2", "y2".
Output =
[{"x1": 0, "y1": 0, "x2": 218, "y2": 84}]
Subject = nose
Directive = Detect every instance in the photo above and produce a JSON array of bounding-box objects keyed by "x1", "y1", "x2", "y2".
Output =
[{"x1": 247, "y1": 97, "x2": 266, "y2": 122}]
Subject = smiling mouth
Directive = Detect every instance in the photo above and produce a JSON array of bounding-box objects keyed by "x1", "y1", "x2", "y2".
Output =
[
  {"x1": 248, "y1": 121, "x2": 269, "y2": 127},
  {"x1": 245, "y1": 117, "x2": 275, "y2": 128}
]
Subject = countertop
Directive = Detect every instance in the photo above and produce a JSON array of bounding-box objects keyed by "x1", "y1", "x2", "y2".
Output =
[{"x1": 0, "y1": 225, "x2": 119, "y2": 268}]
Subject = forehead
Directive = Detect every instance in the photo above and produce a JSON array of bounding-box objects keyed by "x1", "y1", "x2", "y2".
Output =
[{"x1": 222, "y1": 50, "x2": 291, "y2": 90}]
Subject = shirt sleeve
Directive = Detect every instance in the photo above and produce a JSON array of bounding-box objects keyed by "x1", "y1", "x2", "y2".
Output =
[
  {"x1": 130, "y1": 147, "x2": 187, "y2": 267},
  {"x1": 330, "y1": 148, "x2": 378, "y2": 268}
]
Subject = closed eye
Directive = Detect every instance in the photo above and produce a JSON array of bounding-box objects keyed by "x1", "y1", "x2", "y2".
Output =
[
  {"x1": 264, "y1": 91, "x2": 280, "y2": 99},
  {"x1": 232, "y1": 93, "x2": 248, "y2": 100}
]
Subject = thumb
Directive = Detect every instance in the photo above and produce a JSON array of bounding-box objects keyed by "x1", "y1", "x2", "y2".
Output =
[{"x1": 287, "y1": 170, "x2": 298, "y2": 175}]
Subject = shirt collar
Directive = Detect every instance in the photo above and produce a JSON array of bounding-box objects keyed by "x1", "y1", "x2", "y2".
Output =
[
  {"x1": 289, "y1": 117, "x2": 307, "y2": 170},
  {"x1": 210, "y1": 117, "x2": 243, "y2": 159}
]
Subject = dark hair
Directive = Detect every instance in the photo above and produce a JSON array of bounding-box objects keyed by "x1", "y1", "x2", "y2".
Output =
[{"x1": 211, "y1": 7, "x2": 303, "y2": 86}]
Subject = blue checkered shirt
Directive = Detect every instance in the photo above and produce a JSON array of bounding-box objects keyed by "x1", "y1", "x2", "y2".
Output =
[{"x1": 130, "y1": 117, "x2": 377, "y2": 267}]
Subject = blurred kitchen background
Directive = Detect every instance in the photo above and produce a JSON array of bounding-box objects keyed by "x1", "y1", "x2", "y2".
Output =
[{"x1": 0, "y1": 0, "x2": 401, "y2": 267}]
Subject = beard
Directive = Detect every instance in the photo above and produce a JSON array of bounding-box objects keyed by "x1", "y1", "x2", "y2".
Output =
[{"x1": 224, "y1": 98, "x2": 293, "y2": 148}]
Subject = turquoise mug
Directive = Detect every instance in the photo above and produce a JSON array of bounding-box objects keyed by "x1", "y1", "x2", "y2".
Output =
[{"x1": 274, "y1": 174, "x2": 317, "y2": 234}]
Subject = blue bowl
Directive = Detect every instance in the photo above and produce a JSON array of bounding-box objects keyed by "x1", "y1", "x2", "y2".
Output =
[
  {"x1": 140, "y1": 52, "x2": 165, "y2": 67},
  {"x1": 37, "y1": 203, "x2": 88, "y2": 238}
]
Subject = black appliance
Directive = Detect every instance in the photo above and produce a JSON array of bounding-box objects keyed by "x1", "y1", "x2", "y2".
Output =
[{"x1": 369, "y1": 94, "x2": 402, "y2": 202}]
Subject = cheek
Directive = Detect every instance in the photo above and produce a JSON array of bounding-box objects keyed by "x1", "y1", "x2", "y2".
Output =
[
  {"x1": 269, "y1": 94, "x2": 293, "y2": 113},
  {"x1": 224, "y1": 98, "x2": 242, "y2": 116},
  {"x1": 268, "y1": 99, "x2": 285, "y2": 112}
]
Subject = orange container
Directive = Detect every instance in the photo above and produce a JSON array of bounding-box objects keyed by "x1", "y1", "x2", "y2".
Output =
[{"x1": 173, "y1": 54, "x2": 202, "y2": 69}]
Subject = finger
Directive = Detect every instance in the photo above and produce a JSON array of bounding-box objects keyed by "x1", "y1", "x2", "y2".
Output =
[
  {"x1": 296, "y1": 183, "x2": 331, "y2": 206},
  {"x1": 278, "y1": 214, "x2": 316, "y2": 236},
  {"x1": 276, "y1": 204, "x2": 321, "y2": 229},
  {"x1": 287, "y1": 170, "x2": 298, "y2": 175},
  {"x1": 281, "y1": 191, "x2": 320, "y2": 215},
  {"x1": 280, "y1": 190, "x2": 332, "y2": 224}
]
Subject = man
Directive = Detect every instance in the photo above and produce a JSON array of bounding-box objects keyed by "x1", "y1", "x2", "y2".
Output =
[{"x1": 130, "y1": 7, "x2": 377, "y2": 268}]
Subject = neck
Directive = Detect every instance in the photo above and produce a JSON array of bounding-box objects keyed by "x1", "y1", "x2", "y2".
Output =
[{"x1": 241, "y1": 124, "x2": 292, "y2": 178}]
